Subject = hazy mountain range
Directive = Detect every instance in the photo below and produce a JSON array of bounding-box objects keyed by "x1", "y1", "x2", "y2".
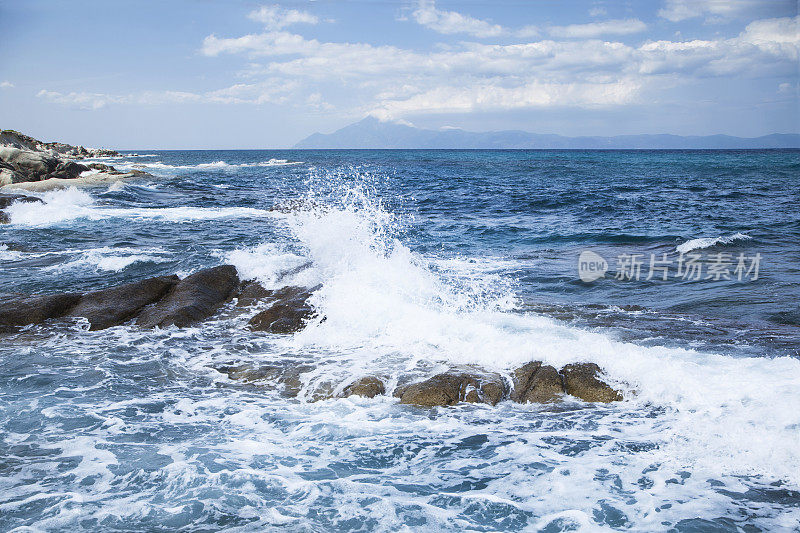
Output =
[{"x1": 294, "y1": 117, "x2": 800, "y2": 149}]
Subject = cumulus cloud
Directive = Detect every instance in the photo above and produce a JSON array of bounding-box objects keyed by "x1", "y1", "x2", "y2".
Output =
[
  {"x1": 547, "y1": 19, "x2": 647, "y2": 38},
  {"x1": 638, "y1": 16, "x2": 799, "y2": 76},
  {"x1": 411, "y1": 0, "x2": 505, "y2": 38},
  {"x1": 195, "y1": 12, "x2": 799, "y2": 120},
  {"x1": 40, "y1": 5, "x2": 800, "y2": 124},
  {"x1": 0, "y1": 81, "x2": 13, "y2": 89},
  {"x1": 247, "y1": 5, "x2": 318, "y2": 30}
]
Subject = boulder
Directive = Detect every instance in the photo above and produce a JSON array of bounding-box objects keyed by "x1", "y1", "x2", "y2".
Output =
[
  {"x1": 0, "y1": 293, "x2": 82, "y2": 328},
  {"x1": 67, "y1": 275, "x2": 179, "y2": 330},
  {"x1": 511, "y1": 361, "x2": 564, "y2": 403},
  {"x1": 342, "y1": 376, "x2": 386, "y2": 398},
  {"x1": 136, "y1": 265, "x2": 239, "y2": 328},
  {"x1": 248, "y1": 285, "x2": 316, "y2": 333},
  {"x1": 52, "y1": 160, "x2": 89, "y2": 180},
  {"x1": 0, "y1": 192, "x2": 41, "y2": 210},
  {"x1": 394, "y1": 370, "x2": 507, "y2": 407},
  {"x1": 215, "y1": 362, "x2": 314, "y2": 398},
  {"x1": 0, "y1": 146, "x2": 59, "y2": 180},
  {"x1": 0, "y1": 167, "x2": 22, "y2": 186},
  {"x1": 560, "y1": 363, "x2": 622, "y2": 403},
  {"x1": 235, "y1": 280, "x2": 273, "y2": 307}
]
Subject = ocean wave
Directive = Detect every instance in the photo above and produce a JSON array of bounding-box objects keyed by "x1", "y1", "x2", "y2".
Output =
[
  {"x1": 219, "y1": 175, "x2": 800, "y2": 490},
  {"x1": 676, "y1": 232, "x2": 752, "y2": 254},
  {"x1": 4, "y1": 187, "x2": 276, "y2": 226},
  {"x1": 0, "y1": 243, "x2": 27, "y2": 261}
]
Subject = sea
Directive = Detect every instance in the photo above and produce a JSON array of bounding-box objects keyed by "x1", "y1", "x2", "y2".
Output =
[{"x1": 1, "y1": 149, "x2": 799, "y2": 532}]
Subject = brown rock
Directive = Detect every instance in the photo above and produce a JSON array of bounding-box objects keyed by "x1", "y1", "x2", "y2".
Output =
[
  {"x1": 0, "y1": 193, "x2": 43, "y2": 210},
  {"x1": 510, "y1": 361, "x2": 541, "y2": 402},
  {"x1": 395, "y1": 370, "x2": 507, "y2": 407},
  {"x1": 511, "y1": 361, "x2": 564, "y2": 403},
  {"x1": 342, "y1": 376, "x2": 386, "y2": 398},
  {"x1": 68, "y1": 275, "x2": 179, "y2": 330},
  {"x1": 136, "y1": 265, "x2": 239, "y2": 328},
  {"x1": 0, "y1": 293, "x2": 82, "y2": 327},
  {"x1": 235, "y1": 280, "x2": 273, "y2": 307},
  {"x1": 560, "y1": 362, "x2": 622, "y2": 403},
  {"x1": 248, "y1": 286, "x2": 315, "y2": 333}
]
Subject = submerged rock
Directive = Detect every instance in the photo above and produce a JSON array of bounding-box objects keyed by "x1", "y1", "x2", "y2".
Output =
[
  {"x1": 215, "y1": 362, "x2": 315, "y2": 398},
  {"x1": 0, "y1": 293, "x2": 82, "y2": 328},
  {"x1": 511, "y1": 361, "x2": 564, "y2": 403},
  {"x1": 342, "y1": 376, "x2": 386, "y2": 398},
  {"x1": 248, "y1": 286, "x2": 316, "y2": 333},
  {"x1": 0, "y1": 192, "x2": 42, "y2": 223},
  {"x1": 235, "y1": 280, "x2": 273, "y2": 307},
  {"x1": 137, "y1": 265, "x2": 240, "y2": 328},
  {"x1": 68, "y1": 275, "x2": 179, "y2": 330},
  {"x1": 394, "y1": 370, "x2": 507, "y2": 407},
  {"x1": 560, "y1": 362, "x2": 622, "y2": 403}
]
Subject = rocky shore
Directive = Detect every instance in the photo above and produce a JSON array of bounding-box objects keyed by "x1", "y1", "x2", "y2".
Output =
[
  {"x1": 0, "y1": 129, "x2": 152, "y2": 194},
  {"x1": 1, "y1": 265, "x2": 623, "y2": 408}
]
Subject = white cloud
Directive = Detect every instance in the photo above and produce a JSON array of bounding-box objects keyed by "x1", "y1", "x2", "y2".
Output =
[
  {"x1": 658, "y1": 0, "x2": 760, "y2": 23},
  {"x1": 0, "y1": 81, "x2": 13, "y2": 89},
  {"x1": 739, "y1": 15, "x2": 800, "y2": 46},
  {"x1": 638, "y1": 16, "x2": 799, "y2": 76},
  {"x1": 195, "y1": 12, "x2": 799, "y2": 121},
  {"x1": 547, "y1": 19, "x2": 647, "y2": 39},
  {"x1": 589, "y1": 7, "x2": 608, "y2": 17},
  {"x1": 36, "y1": 82, "x2": 297, "y2": 110},
  {"x1": 411, "y1": 0, "x2": 505, "y2": 38},
  {"x1": 37, "y1": 90, "x2": 124, "y2": 110},
  {"x1": 247, "y1": 5, "x2": 318, "y2": 30},
  {"x1": 370, "y1": 79, "x2": 642, "y2": 119}
]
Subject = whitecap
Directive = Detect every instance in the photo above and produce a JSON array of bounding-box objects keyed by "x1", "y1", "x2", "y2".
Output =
[
  {"x1": 676, "y1": 232, "x2": 752, "y2": 254},
  {"x1": 4, "y1": 187, "x2": 276, "y2": 226},
  {"x1": 43, "y1": 246, "x2": 171, "y2": 273}
]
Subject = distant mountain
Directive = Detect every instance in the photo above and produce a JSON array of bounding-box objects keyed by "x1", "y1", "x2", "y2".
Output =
[{"x1": 294, "y1": 117, "x2": 800, "y2": 149}]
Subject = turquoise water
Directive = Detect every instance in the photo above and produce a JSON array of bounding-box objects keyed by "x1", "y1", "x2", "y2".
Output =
[{"x1": 1, "y1": 150, "x2": 799, "y2": 531}]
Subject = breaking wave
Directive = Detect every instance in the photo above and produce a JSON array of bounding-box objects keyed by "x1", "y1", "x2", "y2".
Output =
[
  {"x1": 220, "y1": 175, "x2": 800, "y2": 489},
  {"x1": 676, "y1": 232, "x2": 752, "y2": 254},
  {"x1": 4, "y1": 187, "x2": 276, "y2": 226}
]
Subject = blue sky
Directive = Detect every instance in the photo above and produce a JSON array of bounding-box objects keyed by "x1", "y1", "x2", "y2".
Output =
[{"x1": 0, "y1": 0, "x2": 797, "y2": 148}]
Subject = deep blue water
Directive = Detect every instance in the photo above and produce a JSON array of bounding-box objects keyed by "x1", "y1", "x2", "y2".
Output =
[{"x1": 1, "y1": 149, "x2": 799, "y2": 531}]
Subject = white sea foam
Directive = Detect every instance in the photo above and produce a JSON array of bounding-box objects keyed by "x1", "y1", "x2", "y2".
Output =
[
  {"x1": 0, "y1": 244, "x2": 26, "y2": 261},
  {"x1": 223, "y1": 178, "x2": 800, "y2": 489},
  {"x1": 43, "y1": 246, "x2": 171, "y2": 273},
  {"x1": 676, "y1": 232, "x2": 752, "y2": 254},
  {"x1": 1, "y1": 178, "x2": 797, "y2": 531},
  {"x1": 117, "y1": 159, "x2": 302, "y2": 172},
  {"x1": 4, "y1": 187, "x2": 275, "y2": 226}
]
